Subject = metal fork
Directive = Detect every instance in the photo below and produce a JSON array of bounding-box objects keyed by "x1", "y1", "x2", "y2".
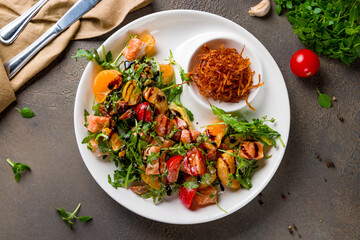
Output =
[{"x1": 0, "y1": 0, "x2": 48, "y2": 45}]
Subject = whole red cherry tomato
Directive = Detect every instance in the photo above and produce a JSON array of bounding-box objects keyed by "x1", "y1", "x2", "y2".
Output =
[
  {"x1": 290, "y1": 49, "x2": 320, "y2": 77},
  {"x1": 183, "y1": 148, "x2": 206, "y2": 176},
  {"x1": 135, "y1": 102, "x2": 152, "y2": 122},
  {"x1": 179, "y1": 186, "x2": 197, "y2": 209}
]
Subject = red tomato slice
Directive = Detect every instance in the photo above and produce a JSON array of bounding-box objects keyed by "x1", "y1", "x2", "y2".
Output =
[
  {"x1": 166, "y1": 155, "x2": 183, "y2": 183},
  {"x1": 183, "y1": 148, "x2": 206, "y2": 176},
  {"x1": 179, "y1": 186, "x2": 197, "y2": 209}
]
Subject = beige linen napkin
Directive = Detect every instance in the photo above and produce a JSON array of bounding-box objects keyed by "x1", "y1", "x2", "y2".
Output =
[{"x1": 0, "y1": 0, "x2": 152, "y2": 113}]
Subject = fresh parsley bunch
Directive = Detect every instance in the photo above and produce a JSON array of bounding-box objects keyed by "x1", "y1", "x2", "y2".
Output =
[{"x1": 275, "y1": 0, "x2": 360, "y2": 64}]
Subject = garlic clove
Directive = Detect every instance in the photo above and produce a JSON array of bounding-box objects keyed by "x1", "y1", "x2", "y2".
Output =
[{"x1": 248, "y1": 0, "x2": 271, "y2": 17}]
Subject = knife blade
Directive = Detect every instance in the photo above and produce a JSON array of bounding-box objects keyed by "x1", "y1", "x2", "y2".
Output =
[{"x1": 4, "y1": 0, "x2": 101, "y2": 79}]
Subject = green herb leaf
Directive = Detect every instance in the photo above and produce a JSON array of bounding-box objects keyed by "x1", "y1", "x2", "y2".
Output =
[
  {"x1": 276, "y1": 5, "x2": 282, "y2": 15},
  {"x1": 15, "y1": 107, "x2": 35, "y2": 118},
  {"x1": 60, "y1": 208, "x2": 68, "y2": 219},
  {"x1": 183, "y1": 181, "x2": 199, "y2": 189},
  {"x1": 317, "y1": 88, "x2": 331, "y2": 108},
  {"x1": 84, "y1": 109, "x2": 90, "y2": 127},
  {"x1": 77, "y1": 216, "x2": 92, "y2": 222},
  {"x1": 7, "y1": 158, "x2": 31, "y2": 182}
]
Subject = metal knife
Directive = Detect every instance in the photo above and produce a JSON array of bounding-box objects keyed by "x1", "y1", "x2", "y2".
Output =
[{"x1": 4, "y1": 0, "x2": 101, "y2": 79}]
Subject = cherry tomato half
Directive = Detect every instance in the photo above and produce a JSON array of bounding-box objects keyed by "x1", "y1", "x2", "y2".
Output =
[
  {"x1": 183, "y1": 148, "x2": 206, "y2": 176},
  {"x1": 290, "y1": 49, "x2": 320, "y2": 77},
  {"x1": 135, "y1": 102, "x2": 152, "y2": 122},
  {"x1": 166, "y1": 155, "x2": 183, "y2": 183},
  {"x1": 179, "y1": 186, "x2": 197, "y2": 209}
]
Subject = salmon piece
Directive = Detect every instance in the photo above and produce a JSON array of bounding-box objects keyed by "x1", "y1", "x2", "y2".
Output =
[
  {"x1": 203, "y1": 121, "x2": 228, "y2": 150},
  {"x1": 150, "y1": 137, "x2": 175, "y2": 148},
  {"x1": 123, "y1": 38, "x2": 147, "y2": 61},
  {"x1": 144, "y1": 146, "x2": 161, "y2": 175},
  {"x1": 87, "y1": 115, "x2": 110, "y2": 133},
  {"x1": 159, "y1": 153, "x2": 166, "y2": 174},
  {"x1": 154, "y1": 114, "x2": 174, "y2": 137},
  {"x1": 180, "y1": 130, "x2": 201, "y2": 144},
  {"x1": 89, "y1": 139, "x2": 105, "y2": 157},
  {"x1": 239, "y1": 141, "x2": 264, "y2": 160},
  {"x1": 172, "y1": 116, "x2": 188, "y2": 130},
  {"x1": 194, "y1": 186, "x2": 217, "y2": 206}
]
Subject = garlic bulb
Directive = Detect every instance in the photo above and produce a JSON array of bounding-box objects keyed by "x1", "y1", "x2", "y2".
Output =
[{"x1": 248, "y1": 0, "x2": 271, "y2": 17}]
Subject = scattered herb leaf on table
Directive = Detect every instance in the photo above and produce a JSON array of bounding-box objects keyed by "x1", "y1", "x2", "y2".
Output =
[
  {"x1": 7, "y1": 158, "x2": 31, "y2": 182},
  {"x1": 55, "y1": 203, "x2": 92, "y2": 229},
  {"x1": 15, "y1": 107, "x2": 35, "y2": 118}
]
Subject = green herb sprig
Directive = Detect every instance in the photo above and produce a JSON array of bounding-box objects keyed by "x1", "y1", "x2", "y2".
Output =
[
  {"x1": 7, "y1": 158, "x2": 31, "y2": 182},
  {"x1": 55, "y1": 203, "x2": 92, "y2": 229}
]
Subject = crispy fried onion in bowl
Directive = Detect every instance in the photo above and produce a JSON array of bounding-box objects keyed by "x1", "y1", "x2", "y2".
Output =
[{"x1": 188, "y1": 44, "x2": 263, "y2": 111}]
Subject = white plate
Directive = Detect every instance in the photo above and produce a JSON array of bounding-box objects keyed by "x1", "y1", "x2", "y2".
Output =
[{"x1": 74, "y1": 10, "x2": 290, "y2": 224}]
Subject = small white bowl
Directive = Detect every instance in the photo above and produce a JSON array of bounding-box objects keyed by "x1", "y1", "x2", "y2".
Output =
[{"x1": 185, "y1": 33, "x2": 263, "y2": 112}]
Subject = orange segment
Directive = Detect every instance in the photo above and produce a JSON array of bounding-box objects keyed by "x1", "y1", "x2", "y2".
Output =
[
  {"x1": 93, "y1": 70, "x2": 122, "y2": 103},
  {"x1": 140, "y1": 34, "x2": 155, "y2": 54},
  {"x1": 159, "y1": 64, "x2": 174, "y2": 85}
]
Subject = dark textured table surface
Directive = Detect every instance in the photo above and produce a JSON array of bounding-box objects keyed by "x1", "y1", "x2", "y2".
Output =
[{"x1": 1, "y1": 1, "x2": 359, "y2": 239}]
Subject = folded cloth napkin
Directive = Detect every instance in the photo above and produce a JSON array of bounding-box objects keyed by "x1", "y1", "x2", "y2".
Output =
[{"x1": 0, "y1": 0, "x2": 152, "y2": 113}]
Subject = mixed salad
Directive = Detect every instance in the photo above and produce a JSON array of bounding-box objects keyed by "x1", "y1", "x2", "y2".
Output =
[{"x1": 74, "y1": 33, "x2": 283, "y2": 210}]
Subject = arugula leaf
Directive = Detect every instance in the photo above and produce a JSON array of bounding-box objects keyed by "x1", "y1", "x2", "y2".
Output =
[
  {"x1": 15, "y1": 107, "x2": 35, "y2": 118},
  {"x1": 54, "y1": 203, "x2": 92, "y2": 229},
  {"x1": 84, "y1": 109, "x2": 90, "y2": 127},
  {"x1": 108, "y1": 163, "x2": 138, "y2": 189},
  {"x1": 317, "y1": 88, "x2": 331, "y2": 108},
  {"x1": 7, "y1": 158, "x2": 31, "y2": 182}
]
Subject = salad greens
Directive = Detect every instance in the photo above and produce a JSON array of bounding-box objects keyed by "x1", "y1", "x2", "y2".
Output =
[
  {"x1": 7, "y1": 158, "x2": 31, "y2": 182},
  {"x1": 75, "y1": 34, "x2": 283, "y2": 207},
  {"x1": 210, "y1": 105, "x2": 284, "y2": 147},
  {"x1": 55, "y1": 203, "x2": 92, "y2": 229},
  {"x1": 274, "y1": 0, "x2": 360, "y2": 64}
]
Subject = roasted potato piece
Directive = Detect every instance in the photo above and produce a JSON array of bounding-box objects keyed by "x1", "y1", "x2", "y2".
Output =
[
  {"x1": 140, "y1": 166, "x2": 162, "y2": 190},
  {"x1": 143, "y1": 87, "x2": 168, "y2": 115},
  {"x1": 216, "y1": 150, "x2": 240, "y2": 189},
  {"x1": 203, "y1": 121, "x2": 228, "y2": 151},
  {"x1": 122, "y1": 80, "x2": 141, "y2": 105}
]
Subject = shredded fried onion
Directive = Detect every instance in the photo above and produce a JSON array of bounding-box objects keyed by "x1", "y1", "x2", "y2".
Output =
[{"x1": 188, "y1": 44, "x2": 263, "y2": 110}]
